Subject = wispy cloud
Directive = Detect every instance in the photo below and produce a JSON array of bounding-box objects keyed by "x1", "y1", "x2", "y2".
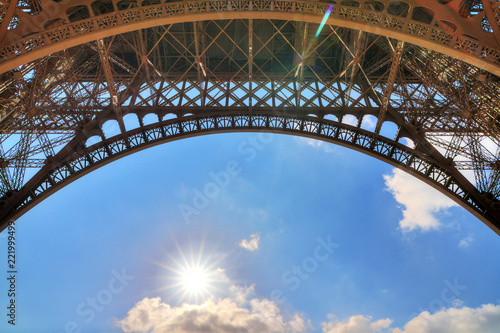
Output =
[
  {"x1": 238, "y1": 233, "x2": 260, "y2": 252},
  {"x1": 294, "y1": 137, "x2": 336, "y2": 153},
  {"x1": 458, "y1": 235, "x2": 474, "y2": 248},
  {"x1": 383, "y1": 169, "x2": 458, "y2": 232}
]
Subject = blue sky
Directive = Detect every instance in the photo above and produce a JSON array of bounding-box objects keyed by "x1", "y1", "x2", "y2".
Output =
[{"x1": 1, "y1": 132, "x2": 500, "y2": 333}]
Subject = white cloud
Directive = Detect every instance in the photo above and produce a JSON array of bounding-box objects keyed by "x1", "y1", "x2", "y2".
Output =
[
  {"x1": 394, "y1": 304, "x2": 500, "y2": 333},
  {"x1": 458, "y1": 235, "x2": 474, "y2": 248},
  {"x1": 342, "y1": 115, "x2": 358, "y2": 127},
  {"x1": 322, "y1": 314, "x2": 392, "y2": 333},
  {"x1": 239, "y1": 233, "x2": 260, "y2": 252},
  {"x1": 361, "y1": 116, "x2": 377, "y2": 131},
  {"x1": 383, "y1": 169, "x2": 458, "y2": 232},
  {"x1": 400, "y1": 138, "x2": 415, "y2": 149},
  {"x1": 116, "y1": 269, "x2": 309, "y2": 333}
]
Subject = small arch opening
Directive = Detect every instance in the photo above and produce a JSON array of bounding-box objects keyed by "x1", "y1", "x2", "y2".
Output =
[
  {"x1": 379, "y1": 121, "x2": 399, "y2": 140},
  {"x1": 117, "y1": 0, "x2": 138, "y2": 10},
  {"x1": 324, "y1": 114, "x2": 339, "y2": 122},
  {"x1": 143, "y1": 113, "x2": 160, "y2": 126},
  {"x1": 67, "y1": 5, "x2": 91, "y2": 23},
  {"x1": 85, "y1": 135, "x2": 102, "y2": 147},
  {"x1": 364, "y1": 1, "x2": 384, "y2": 12},
  {"x1": 142, "y1": 0, "x2": 161, "y2": 6},
  {"x1": 43, "y1": 18, "x2": 66, "y2": 29},
  {"x1": 91, "y1": 0, "x2": 115, "y2": 16},
  {"x1": 342, "y1": 115, "x2": 358, "y2": 127},
  {"x1": 412, "y1": 7, "x2": 434, "y2": 24},
  {"x1": 361, "y1": 115, "x2": 377, "y2": 131},
  {"x1": 340, "y1": 1, "x2": 360, "y2": 7},
  {"x1": 437, "y1": 20, "x2": 457, "y2": 33},
  {"x1": 102, "y1": 120, "x2": 121, "y2": 138},
  {"x1": 400, "y1": 137, "x2": 415, "y2": 149},
  {"x1": 163, "y1": 113, "x2": 177, "y2": 121},
  {"x1": 123, "y1": 114, "x2": 141, "y2": 131},
  {"x1": 387, "y1": 1, "x2": 410, "y2": 17}
]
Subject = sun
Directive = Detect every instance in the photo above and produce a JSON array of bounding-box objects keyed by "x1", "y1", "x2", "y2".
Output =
[
  {"x1": 152, "y1": 237, "x2": 227, "y2": 304},
  {"x1": 181, "y1": 266, "x2": 208, "y2": 294},
  {"x1": 171, "y1": 262, "x2": 220, "y2": 304}
]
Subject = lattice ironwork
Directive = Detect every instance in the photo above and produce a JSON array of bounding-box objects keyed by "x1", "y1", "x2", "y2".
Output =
[{"x1": 1, "y1": 0, "x2": 500, "y2": 235}]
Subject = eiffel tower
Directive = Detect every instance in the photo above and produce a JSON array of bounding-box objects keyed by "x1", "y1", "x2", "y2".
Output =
[{"x1": 1, "y1": 0, "x2": 500, "y2": 235}]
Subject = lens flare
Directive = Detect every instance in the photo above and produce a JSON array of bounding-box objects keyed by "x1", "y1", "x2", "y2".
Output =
[{"x1": 316, "y1": 4, "x2": 334, "y2": 38}]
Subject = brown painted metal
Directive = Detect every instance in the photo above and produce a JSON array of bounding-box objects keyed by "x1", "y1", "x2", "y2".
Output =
[{"x1": 0, "y1": 1, "x2": 500, "y2": 235}]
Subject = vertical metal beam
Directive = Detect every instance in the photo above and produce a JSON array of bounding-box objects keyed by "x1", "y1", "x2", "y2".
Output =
[
  {"x1": 0, "y1": 141, "x2": 12, "y2": 194},
  {"x1": 296, "y1": 22, "x2": 309, "y2": 107},
  {"x1": 345, "y1": 30, "x2": 365, "y2": 100},
  {"x1": 96, "y1": 39, "x2": 127, "y2": 133},
  {"x1": 249, "y1": 19, "x2": 253, "y2": 111},
  {"x1": 194, "y1": 21, "x2": 203, "y2": 82},
  {"x1": 374, "y1": 40, "x2": 405, "y2": 135}
]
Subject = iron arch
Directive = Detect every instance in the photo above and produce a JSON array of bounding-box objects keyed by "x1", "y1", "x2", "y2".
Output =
[{"x1": 1, "y1": 112, "x2": 498, "y2": 235}]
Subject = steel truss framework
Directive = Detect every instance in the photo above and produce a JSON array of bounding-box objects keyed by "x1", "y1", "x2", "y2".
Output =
[{"x1": 1, "y1": 0, "x2": 500, "y2": 235}]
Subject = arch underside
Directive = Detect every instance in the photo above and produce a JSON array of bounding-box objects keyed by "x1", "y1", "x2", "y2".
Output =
[
  {"x1": 1, "y1": 112, "x2": 497, "y2": 233},
  {"x1": 0, "y1": 1, "x2": 499, "y2": 76},
  {"x1": 0, "y1": 4, "x2": 500, "y2": 235}
]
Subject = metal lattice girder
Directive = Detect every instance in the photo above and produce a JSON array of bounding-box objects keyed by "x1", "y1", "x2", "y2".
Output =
[
  {"x1": 1, "y1": 110, "x2": 499, "y2": 233},
  {"x1": 1, "y1": 1, "x2": 500, "y2": 235},
  {"x1": 0, "y1": 0, "x2": 499, "y2": 75}
]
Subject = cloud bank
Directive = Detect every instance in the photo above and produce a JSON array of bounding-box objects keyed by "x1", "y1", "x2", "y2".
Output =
[
  {"x1": 393, "y1": 304, "x2": 500, "y2": 333},
  {"x1": 321, "y1": 304, "x2": 500, "y2": 333},
  {"x1": 116, "y1": 278, "x2": 500, "y2": 333},
  {"x1": 116, "y1": 297, "x2": 307, "y2": 333},
  {"x1": 115, "y1": 269, "x2": 308, "y2": 333}
]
